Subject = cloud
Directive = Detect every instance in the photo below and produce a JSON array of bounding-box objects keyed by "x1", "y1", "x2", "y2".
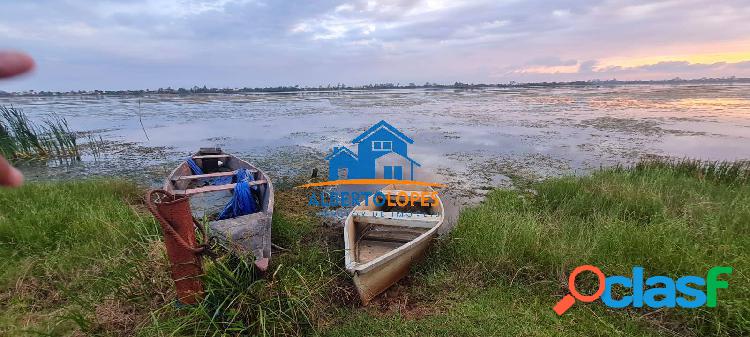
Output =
[
  {"x1": 578, "y1": 60, "x2": 598, "y2": 74},
  {"x1": 596, "y1": 60, "x2": 750, "y2": 79},
  {"x1": 502, "y1": 59, "x2": 750, "y2": 83},
  {"x1": 0, "y1": 0, "x2": 749, "y2": 90},
  {"x1": 526, "y1": 57, "x2": 579, "y2": 67}
]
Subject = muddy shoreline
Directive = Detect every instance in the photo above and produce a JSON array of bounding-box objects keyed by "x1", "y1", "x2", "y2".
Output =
[{"x1": 6, "y1": 85, "x2": 750, "y2": 230}]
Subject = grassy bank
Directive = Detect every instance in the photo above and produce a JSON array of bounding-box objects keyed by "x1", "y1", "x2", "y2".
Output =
[
  {"x1": 328, "y1": 159, "x2": 748, "y2": 336},
  {"x1": 0, "y1": 180, "x2": 161, "y2": 335},
  {"x1": 0, "y1": 159, "x2": 747, "y2": 336}
]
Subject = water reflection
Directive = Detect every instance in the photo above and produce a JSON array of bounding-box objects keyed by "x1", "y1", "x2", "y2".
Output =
[{"x1": 3, "y1": 85, "x2": 750, "y2": 211}]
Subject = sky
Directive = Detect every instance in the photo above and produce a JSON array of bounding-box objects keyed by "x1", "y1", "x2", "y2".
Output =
[{"x1": 1, "y1": 0, "x2": 750, "y2": 91}]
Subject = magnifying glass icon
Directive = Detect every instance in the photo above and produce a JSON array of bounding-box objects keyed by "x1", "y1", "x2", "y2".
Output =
[{"x1": 553, "y1": 265, "x2": 606, "y2": 315}]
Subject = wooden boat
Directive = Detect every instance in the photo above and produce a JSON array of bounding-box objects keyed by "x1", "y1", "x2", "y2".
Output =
[
  {"x1": 344, "y1": 184, "x2": 444, "y2": 304},
  {"x1": 164, "y1": 148, "x2": 274, "y2": 271}
]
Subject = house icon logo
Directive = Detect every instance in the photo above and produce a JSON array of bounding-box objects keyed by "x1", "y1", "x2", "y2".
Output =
[{"x1": 325, "y1": 120, "x2": 421, "y2": 181}]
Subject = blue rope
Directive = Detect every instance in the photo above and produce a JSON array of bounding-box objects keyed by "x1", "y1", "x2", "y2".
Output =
[
  {"x1": 185, "y1": 157, "x2": 233, "y2": 185},
  {"x1": 186, "y1": 158, "x2": 203, "y2": 174},
  {"x1": 218, "y1": 168, "x2": 259, "y2": 220}
]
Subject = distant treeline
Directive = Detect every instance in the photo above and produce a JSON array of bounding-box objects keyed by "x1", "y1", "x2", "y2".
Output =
[{"x1": 3, "y1": 77, "x2": 750, "y2": 97}]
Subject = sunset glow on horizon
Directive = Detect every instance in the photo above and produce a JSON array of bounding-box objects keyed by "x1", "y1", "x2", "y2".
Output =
[
  {"x1": 516, "y1": 50, "x2": 750, "y2": 76},
  {"x1": 1, "y1": 0, "x2": 750, "y2": 90},
  {"x1": 597, "y1": 51, "x2": 750, "y2": 71}
]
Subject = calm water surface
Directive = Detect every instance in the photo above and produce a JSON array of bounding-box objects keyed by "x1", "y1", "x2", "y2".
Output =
[{"x1": 4, "y1": 85, "x2": 750, "y2": 221}]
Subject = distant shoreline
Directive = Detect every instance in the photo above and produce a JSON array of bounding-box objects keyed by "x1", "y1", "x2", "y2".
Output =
[{"x1": 3, "y1": 77, "x2": 750, "y2": 97}]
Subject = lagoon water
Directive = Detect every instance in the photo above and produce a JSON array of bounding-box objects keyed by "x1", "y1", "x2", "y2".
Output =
[{"x1": 4, "y1": 84, "x2": 750, "y2": 217}]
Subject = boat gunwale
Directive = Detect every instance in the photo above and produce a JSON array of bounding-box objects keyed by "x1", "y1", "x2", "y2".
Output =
[
  {"x1": 344, "y1": 184, "x2": 444, "y2": 274},
  {"x1": 163, "y1": 152, "x2": 275, "y2": 217}
]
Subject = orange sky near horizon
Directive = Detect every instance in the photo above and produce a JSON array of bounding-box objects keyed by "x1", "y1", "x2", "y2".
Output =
[
  {"x1": 598, "y1": 51, "x2": 750, "y2": 70},
  {"x1": 517, "y1": 49, "x2": 750, "y2": 75}
]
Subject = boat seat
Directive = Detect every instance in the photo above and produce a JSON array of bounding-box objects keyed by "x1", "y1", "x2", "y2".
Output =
[
  {"x1": 172, "y1": 170, "x2": 237, "y2": 181},
  {"x1": 173, "y1": 179, "x2": 267, "y2": 195},
  {"x1": 362, "y1": 230, "x2": 419, "y2": 243},
  {"x1": 352, "y1": 211, "x2": 440, "y2": 228},
  {"x1": 171, "y1": 169, "x2": 258, "y2": 181},
  {"x1": 192, "y1": 154, "x2": 231, "y2": 159}
]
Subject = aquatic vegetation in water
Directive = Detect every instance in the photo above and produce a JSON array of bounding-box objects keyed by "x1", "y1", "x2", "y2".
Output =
[
  {"x1": 0, "y1": 105, "x2": 80, "y2": 162},
  {"x1": 577, "y1": 116, "x2": 706, "y2": 136}
]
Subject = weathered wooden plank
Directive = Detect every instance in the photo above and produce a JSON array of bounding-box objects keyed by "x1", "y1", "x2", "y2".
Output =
[
  {"x1": 362, "y1": 230, "x2": 417, "y2": 243},
  {"x1": 192, "y1": 154, "x2": 231, "y2": 159},
  {"x1": 172, "y1": 170, "x2": 238, "y2": 181},
  {"x1": 173, "y1": 169, "x2": 258, "y2": 181},
  {"x1": 175, "y1": 183, "x2": 237, "y2": 195},
  {"x1": 352, "y1": 211, "x2": 440, "y2": 228},
  {"x1": 173, "y1": 179, "x2": 267, "y2": 195}
]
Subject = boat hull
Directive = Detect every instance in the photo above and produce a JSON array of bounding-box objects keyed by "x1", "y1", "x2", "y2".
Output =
[
  {"x1": 353, "y1": 230, "x2": 436, "y2": 304},
  {"x1": 164, "y1": 149, "x2": 274, "y2": 271},
  {"x1": 344, "y1": 184, "x2": 443, "y2": 304}
]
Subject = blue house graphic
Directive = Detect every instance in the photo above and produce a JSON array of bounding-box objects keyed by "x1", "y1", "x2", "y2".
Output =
[{"x1": 326, "y1": 120, "x2": 421, "y2": 181}]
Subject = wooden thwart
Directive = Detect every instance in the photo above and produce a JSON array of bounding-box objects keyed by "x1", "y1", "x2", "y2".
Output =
[
  {"x1": 172, "y1": 170, "x2": 237, "y2": 181},
  {"x1": 173, "y1": 169, "x2": 259, "y2": 182},
  {"x1": 363, "y1": 231, "x2": 418, "y2": 243},
  {"x1": 192, "y1": 154, "x2": 231, "y2": 159},
  {"x1": 352, "y1": 211, "x2": 440, "y2": 228},
  {"x1": 173, "y1": 179, "x2": 267, "y2": 196}
]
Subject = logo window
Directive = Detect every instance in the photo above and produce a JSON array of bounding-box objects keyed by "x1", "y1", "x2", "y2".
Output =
[{"x1": 372, "y1": 141, "x2": 392, "y2": 151}]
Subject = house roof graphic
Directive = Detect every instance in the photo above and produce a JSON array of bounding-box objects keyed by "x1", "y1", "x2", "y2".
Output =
[
  {"x1": 352, "y1": 120, "x2": 414, "y2": 144},
  {"x1": 326, "y1": 120, "x2": 422, "y2": 180},
  {"x1": 324, "y1": 146, "x2": 357, "y2": 161}
]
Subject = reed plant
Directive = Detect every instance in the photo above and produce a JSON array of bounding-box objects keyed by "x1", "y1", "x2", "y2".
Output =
[{"x1": 0, "y1": 105, "x2": 79, "y2": 162}]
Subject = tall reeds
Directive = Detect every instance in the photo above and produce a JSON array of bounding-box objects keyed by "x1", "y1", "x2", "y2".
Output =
[
  {"x1": 634, "y1": 158, "x2": 750, "y2": 185},
  {"x1": 0, "y1": 105, "x2": 80, "y2": 162}
]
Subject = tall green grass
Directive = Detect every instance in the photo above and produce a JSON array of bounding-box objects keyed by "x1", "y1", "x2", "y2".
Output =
[
  {"x1": 424, "y1": 159, "x2": 749, "y2": 336},
  {"x1": 133, "y1": 190, "x2": 345, "y2": 337},
  {"x1": 0, "y1": 105, "x2": 80, "y2": 162},
  {"x1": 0, "y1": 180, "x2": 160, "y2": 336},
  {"x1": 0, "y1": 182, "x2": 343, "y2": 336},
  {"x1": 141, "y1": 248, "x2": 339, "y2": 336},
  {"x1": 634, "y1": 158, "x2": 750, "y2": 185},
  {"x1": 1, "y1": 160, "x2": 747, "y2": 336}
]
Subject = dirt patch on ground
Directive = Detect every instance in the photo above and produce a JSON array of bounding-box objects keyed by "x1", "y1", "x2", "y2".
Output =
[
  {"x1": 92, "y1": 298, "x2": 140, "y2": 334},
  {"x1": 5, "y1": 275, "x2": 64, "y2": 309},
  {"x1": 327, "y1": 277, "x2": 360, "y2": 308},
  {"x1": 275, "y1": 188, "x2": 318, "y2": 217},
  {"x1": 363, "y1": 276, "x2": 451, "y2": 320}
]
